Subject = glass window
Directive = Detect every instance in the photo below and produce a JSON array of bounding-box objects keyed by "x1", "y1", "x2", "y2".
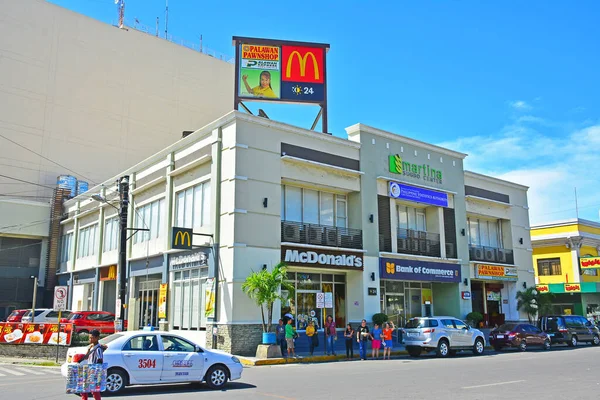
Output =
[
  {"x1": 480, "y1": 221, "x2": 490, "y2": 246},
  {"x1": 398, "y1": 206, "x2": 408, "y2": 231},
  {"x1": 174, "y1": 181, "x2": 211, "y2": 230},
  {"x1": 123, "y1": 335, "x2": 159, "y2": 351},
  {"x1": 322, "y1": 274, "x2": 333, "y2": 282},
  {"x1": 303, "y1": 189, "x2": 319, "y2": 224},
  {"x1": 202, "y1": 182, "x2": 211, "y2": 227},
  {"x1": 103, "y1": 218, "x2": 118, "y2": 252},
  {"x1": 135, "y1": 199, "x2": 164, "y2": 243},
  {"x1": 282, "y1": 186, "x2": 347, "y2": 227},
  {"x1": 416, "y1": 211, "x2": 426, "y2": 232},
  {"x1": 176, "y1": 191, "x2": 185, "y2": 227},
  {"x1": 285, "y1": 186, "x2": 302, "y2": 222},
  {"x1": 60, "y1": 233, "x2": 73, "y2": 262},
  {"x1": 537, "y1": 258, "x2": 562, "y2": 276},
  {"x1": 77, "y1": 225, "x2": 97, "y2": 258},
  {"x1": 184, "y1": 188, "x2": 193, "y2": 228},
  {"x1": 441, "y1": 319, "x2": 455, "y2": 329},
  {"x1": 469, "y1": 219, "x2": 479, "y2": 245},
  {"x1": 161, "y1": 335, "x2": 196, "y2": 352},
  {"x1": 172, "y1": 268, "x2": 208, "y2": 330},
  {"x1": 453, "y1": 320, "x2": 467, "y2": 330},
  {"x1": 320, "y1": 192, "x2": 334, "y2": 226},
  {"x1": 385, "y1": 280, "x2": 404, "y2": 293},
  {"x1": 336, "y1": 199, "x2": 347, "y2": 228},
  {"x1": 297, "y1": 273, "x2": 320, "y2": 290}
]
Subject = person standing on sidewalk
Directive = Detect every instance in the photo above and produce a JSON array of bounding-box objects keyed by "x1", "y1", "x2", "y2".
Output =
[
  {"x1": 276, "y1": 319, "x2": 287, "y2": 358},
  {"x1": 81, "y1": 329, "x2": 104, "y2": 400},
  {"x1": 371, "y1": 323, "x2": 383, "y2": 359},
  {"x1": 306, "y1": 320, "x2": 318, "y2": 356},
  {"x1": 356, "y1": 319, "x2": 370, "y2": 360},
  {"x1": 285, "y1": 319, "x2": 296, "y2": 358},
  {"x1": 325, "y1": 315, "x2": 337, "y2": 356},
  {"x1": 382, "y1": 321, "x2": 395, "y2": 360},
  {"x1": 344, "y1": 324, "x2": 355, "y2": 360}
]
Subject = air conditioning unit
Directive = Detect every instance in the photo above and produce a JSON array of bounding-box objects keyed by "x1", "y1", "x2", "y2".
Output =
[
  {"x1": 471, "y1": 247, "x2": 484, "y2": 261},
  {"x1": 445, "y1": 243, "x2": 456, "y2": 258},
  {"x1": 484, "y1": 248, "x2": 496, "y2": 261},
  {"x1": 398, "y1": 237, "x2": 409, "y2": 252},
  {"x1": 325, "y1": 227, "x2": 338, "y2": 246},
  {"x1": 282, "y1": 223, "x2": 300, "y2": 242},
  {"x1": 307, "y1": 225, "x2": 323, "y2": 245},
  {"x1": 497, "y1": 248, "x2": 507, "y2": 263},
  {"x1": 410, "y1": 238, "x2": 420, "y2": 252}
]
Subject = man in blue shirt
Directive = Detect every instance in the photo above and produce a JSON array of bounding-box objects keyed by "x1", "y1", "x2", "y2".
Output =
[{"x1": 276, "y1": 319, "x2": 287, "y2": 357}]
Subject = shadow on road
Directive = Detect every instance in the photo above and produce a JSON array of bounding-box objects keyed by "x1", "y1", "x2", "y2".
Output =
[{"x1": 106, "y1": 382, "x2": 256, "y2": 397}]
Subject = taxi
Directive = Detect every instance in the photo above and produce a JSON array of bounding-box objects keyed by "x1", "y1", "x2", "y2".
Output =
[{"x1": 61, "y1": 330, "x2": 243, "y2": 394}]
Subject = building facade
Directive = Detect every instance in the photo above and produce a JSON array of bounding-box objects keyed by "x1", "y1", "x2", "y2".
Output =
[
  {"x1": 531, "y1": 219, "x2": 600, "y2": 318},
  {"x1": 57, "y1": 111, "x2": 534, "y2": 355}
]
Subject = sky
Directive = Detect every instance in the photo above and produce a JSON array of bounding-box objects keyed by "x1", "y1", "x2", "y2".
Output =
[{"x1": 49, "y1": 0, "x2": 600, "y2": 226}]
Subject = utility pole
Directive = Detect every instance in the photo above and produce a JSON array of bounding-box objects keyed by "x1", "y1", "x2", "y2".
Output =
[
  {"x1": 165, "y1": 0, "x2": 169, "y2": 38},
  {"x1": 117, "y1": 0, "x2": 125, "y2": 29},
  {"x1": 30, "y1": 275, "x2": 38, "y2": 323},
  {"x1": 156, "y1": 17, "x2": 159, "y2": 37},
  {"x1": 116, "y1": 176, "x2": 130, "y2": 332}
]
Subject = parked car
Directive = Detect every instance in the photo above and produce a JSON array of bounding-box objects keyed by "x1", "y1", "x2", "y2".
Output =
[
  {"x1": 403, "y1": 316, "x2": 486, "y2": 358},
  {"x1": 62, "y1": 311, "x2": 116, "y2": 334},
  {"x1": 538, "y1": 315, "x2": 600, "y2": 347},
  {"x1": 21, "y1": 309, "x2": 72, "y2": 324},
  {"x1": 6, "y1": 309, "x2": 28, "y2": 323},
  {"x1": 489, "y1": 323, "x2": 550, "y2": 352},
  {"x1": 61, "y1": 331, "x2": 243, "y2": 394}
]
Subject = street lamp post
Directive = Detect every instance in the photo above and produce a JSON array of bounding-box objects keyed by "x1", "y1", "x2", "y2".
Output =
[{"x1": 30, "y1": 275, "x2": 38, "y2": 323}]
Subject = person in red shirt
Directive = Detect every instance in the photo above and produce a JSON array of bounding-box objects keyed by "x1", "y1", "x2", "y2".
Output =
[
  {"x1": 382, "y1": 321, "x2": 395, "y2": 360},
  {"x1": 325, "y1": 315, "x2": 337, "y2": 356}
]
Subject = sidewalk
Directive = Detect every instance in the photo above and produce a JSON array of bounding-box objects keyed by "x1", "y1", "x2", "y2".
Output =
[
  {"x1": 238, "y1": 349, "x2": 409, "y2": 366},
  {"x1": 0, "y1": 356, "x2": 61, "y2": 367}
]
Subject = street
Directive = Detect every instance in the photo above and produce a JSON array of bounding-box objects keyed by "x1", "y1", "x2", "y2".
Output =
[{"x1": 2, "y1": 345, "x2": 600, "y2": 399}]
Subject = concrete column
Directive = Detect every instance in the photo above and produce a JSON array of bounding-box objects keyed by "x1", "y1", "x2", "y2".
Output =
[
  {"x1": 569, "y1": 238, "x2": 581, "y2": 283},
  {"x1": 93, "y1": 271, "x2": 100, "y2": 310},
  {"x1": 438, "y1": 208, "x2": 446, "y2": 258}
]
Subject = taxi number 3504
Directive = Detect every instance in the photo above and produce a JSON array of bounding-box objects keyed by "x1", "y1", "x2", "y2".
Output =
[{"x1": 138, "y1": 359, "x2": 157, "y2": 369}]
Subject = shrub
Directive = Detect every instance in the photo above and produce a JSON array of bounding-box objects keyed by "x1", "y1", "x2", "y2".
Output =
[
  {"x1": 372, "y1": 313, "x2": 388, "y2": 326},
  {"x1": 466, "y1": 312, "x2": 483, "y2": 326}
]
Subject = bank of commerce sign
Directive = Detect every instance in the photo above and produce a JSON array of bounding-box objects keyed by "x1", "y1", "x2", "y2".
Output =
[{"x1": 380, "y1": 258, "x2": 461, "y2": 283}]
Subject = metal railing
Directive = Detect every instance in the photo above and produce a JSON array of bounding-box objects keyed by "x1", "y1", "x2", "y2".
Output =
[
  {"x1": 281, "y1": 221, "x2": 363, "y2": 249},
  {"x1": 396, "y1": 229, "x2": 441, "y2": 258},
  {"x1": 469, "y1": 245, "x2": 514, "y2": 265}
]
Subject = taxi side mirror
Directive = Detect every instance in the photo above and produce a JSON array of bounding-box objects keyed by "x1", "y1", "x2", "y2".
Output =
[{"x1": 195, "y1": 345, "x2": 203, "y2": 353}]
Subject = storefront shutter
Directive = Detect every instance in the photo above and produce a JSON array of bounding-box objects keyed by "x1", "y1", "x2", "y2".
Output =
[{"x1": 378, "y1": 195, "x2": 392, "y2": 252}]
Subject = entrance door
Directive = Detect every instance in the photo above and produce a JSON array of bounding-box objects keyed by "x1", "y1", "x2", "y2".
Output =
[
  {"x1": 296, "y1": 291, "x2": 322, "y2": 330},
  {"x1": 121, "y1": 334, "x2": 163, "y2": 383},
  {"x1": 139, "y1": 280, "x2": 160, "y2": 329},
  {"x1": 159, "y1": 335, "x2": 204, "y2": 382},
  {"x1": 406, "y1": 289, "x2": 422, "y2": 320}
]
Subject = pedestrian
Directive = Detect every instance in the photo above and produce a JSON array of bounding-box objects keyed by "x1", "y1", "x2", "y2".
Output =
[
  {"x1": 306, "y1": 320, "x2": 318, "y2": 356},
  {"x1": 325, "y1": 315, "x2": 337, "y2": 356},
  {"x1": 356, "y1": 319, "x2": 370, "y2": 360},
  {"x1": 81, "y1": 329, "x2": 104, "y2": 400},
  {"x1": 285, "y1": 318, "x2": 296, "y2": 358},
  {"x1": 382, "y1": 321, "x2": 395, "y2": 360},
  {"x1": 371, "y1": 323, "x2": 382, "y2": 359},
  {"x1": 344, "y1": 324, "x2": 355, "y2": 360},
  {"x1": 276, "y1": 319, "x2": 287, "y2": 358}
]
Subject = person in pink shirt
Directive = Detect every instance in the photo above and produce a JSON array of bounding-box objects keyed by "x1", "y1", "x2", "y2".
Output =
[{"x1": 325, "y1": 315, "x2": 337, "y2": 356}]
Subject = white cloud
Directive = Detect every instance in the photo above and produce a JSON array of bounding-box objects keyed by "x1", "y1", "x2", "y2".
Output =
[
  {"x1": 439, "y1": 124, "x2": 600, "y2": 225},
  {"x1": 509, "y1": 100, "x2": 532, "y2": 111}
]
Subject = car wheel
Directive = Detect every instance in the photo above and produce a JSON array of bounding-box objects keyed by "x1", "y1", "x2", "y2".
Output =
[
  {"x1": 493, "y1": 345, "x2": 503, "y2": 352},
  {"x1": 205, "y1": 365, "x2": 228, "y2": 390},
  {"x1": 105, "y1": 368, "x2": 127, "y2": 394},
  {"x1": 592, "y1": 335, "x2": 600, "y2": 346},
  {"x1": 473, "y1": 338, "x2": 485, "y2": 356},
  {"x1": 568, "y1": 335, "x2": 578, "y2": 347},
  {"x1": 519, "y1": 341, "x2": 527, "y2": 352},
  {"x1": 436, "y1": 339, "x2": 450, "y2": 358},
  {"x1": 407, "y1": 347, "x2": 421, "y2": 358},
  {"x1": 543, "y1": 339, "x2": 551, "y2": 350}
]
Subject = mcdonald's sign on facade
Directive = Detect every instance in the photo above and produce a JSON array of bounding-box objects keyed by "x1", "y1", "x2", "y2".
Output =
[
  {"x1": 172, "y1": 227, "x2": 193, "y2": 250},
  {"x1": 100, "y1": 265, "x2": 117, "y2": 281}
]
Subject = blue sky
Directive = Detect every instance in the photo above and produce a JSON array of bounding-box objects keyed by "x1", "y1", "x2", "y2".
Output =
[{"x1": 50, "y1": 0, "x2": 600, "y2": 225}]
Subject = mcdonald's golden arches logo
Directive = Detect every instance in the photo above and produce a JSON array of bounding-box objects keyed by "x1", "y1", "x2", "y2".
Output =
[
  {"x1": 282, "y1": 45, "x2": 324, "y2": 84},
  {"x1": 100, "y1": 265, "x2": 117, "y2": 281},
  {"x1": 172, "y1": 227, "x2": 193, "y2": 250}
]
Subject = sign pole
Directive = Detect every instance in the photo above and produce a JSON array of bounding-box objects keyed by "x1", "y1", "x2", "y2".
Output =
[{"x1": 56, "y1": 310, "x2": 61, "y2": 363}]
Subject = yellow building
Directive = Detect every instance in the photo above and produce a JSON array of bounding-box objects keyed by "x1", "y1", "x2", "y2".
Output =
[{"x1": 531, "y1": 219, "x2": 600, "y2": 317}]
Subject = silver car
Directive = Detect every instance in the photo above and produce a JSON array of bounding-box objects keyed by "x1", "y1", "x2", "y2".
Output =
[{"x1": 403, "y1": 316, "x2": 486, "y2": 358}]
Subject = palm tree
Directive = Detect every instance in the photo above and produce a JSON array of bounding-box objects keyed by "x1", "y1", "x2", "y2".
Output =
[
  {"x1": 516, "y1": 287, "x2": 555, "y2": 323},
  {"x1": 241, "y1": 262, "x2": 295, "y2": 333}
]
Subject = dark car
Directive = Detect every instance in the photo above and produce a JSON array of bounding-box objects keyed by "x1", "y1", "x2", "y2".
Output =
[
  {"x1": 489, "y1": 323, "x2": 551, "y2": 352},
  {"x1": 6, "y1": 309, "x2": 28, "y2": 323},
  {"x1": 62, "y1": 311, "x2": 116, "y2": 334},
  {"x1": 538, "y1": 315, "x2": 600, "y2": 347}
]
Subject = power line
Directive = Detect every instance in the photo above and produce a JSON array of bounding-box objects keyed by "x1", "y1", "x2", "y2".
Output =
[
  {"x1": 0, "y1": 174, "x2": 56, "y2": 190},
  {"x1": 0, "y1": 133, "x2": 97, "y2": 184},
  {"x1": 0, "y1": 241, "x2": 42, "y2": 253}
]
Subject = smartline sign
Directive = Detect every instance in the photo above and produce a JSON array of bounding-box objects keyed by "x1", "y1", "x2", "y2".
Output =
[{"x1": 389, "y1": 154, "x2": 443, "y2": 184}]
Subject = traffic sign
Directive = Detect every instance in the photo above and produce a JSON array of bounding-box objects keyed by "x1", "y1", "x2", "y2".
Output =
[{"x1": 53, "y1": 286, "x2": 68, "y2": 311}]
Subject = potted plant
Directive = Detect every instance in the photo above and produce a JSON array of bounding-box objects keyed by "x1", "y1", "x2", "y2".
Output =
[
  {"x1": 242, "y1": 262, "x2": 294, "y2": 345},
  {"x1": 466, "y1": 312, "x2": 483, "y2": 328}
]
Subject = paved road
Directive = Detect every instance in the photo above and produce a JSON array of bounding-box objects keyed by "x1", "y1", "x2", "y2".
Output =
[{"x1": 2, "y1": 345, "x2": 600, "y2": 399}]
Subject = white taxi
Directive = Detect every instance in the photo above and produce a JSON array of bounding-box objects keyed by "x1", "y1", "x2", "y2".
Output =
[{"x1": 61, "y1": 331, "x2": 243, "y2": 394}]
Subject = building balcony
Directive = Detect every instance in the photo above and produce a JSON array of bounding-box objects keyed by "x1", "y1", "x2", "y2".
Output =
[
  {"x1": 396, "y1": 229, "x2": 441, "y2": 258},
  {"x1": 469, "y1": 245, "x2": 514, "y2": 265},
  {"x1": 281, "y1": 220, "x2": 363, "y2": 250}
]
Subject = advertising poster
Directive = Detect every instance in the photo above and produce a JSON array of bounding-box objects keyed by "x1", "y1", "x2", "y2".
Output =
[
  {"x1": 0, "y1": 322, "x2": 73, "y2": 345},
  {"x1": 280, "y1": 45, "x2": 325, "y2": 102},
  {"x1": 239, "y1": 45, "x2": 281, "y2": 99},
  {"x1": 204, "y1": 278, "x2": 216, "y2": 319},
  {"x1": 158, "y1": 283, "x2": 168, "y2": 319}
]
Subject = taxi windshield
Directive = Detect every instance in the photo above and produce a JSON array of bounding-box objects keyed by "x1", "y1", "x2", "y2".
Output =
[{"x1": 99, "y1": 334, "x2": 124, "y2": 345}]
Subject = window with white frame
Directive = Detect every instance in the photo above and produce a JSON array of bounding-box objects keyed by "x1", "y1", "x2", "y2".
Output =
[
  {"x1": 77, "y1": 224, "x2": 98, "y2": 258},
  {"x1": 397, "y1": 205, "x2": 427, "y2": 232},
  {"x1": 103, "y1": 217, "x2": 119, "y2": 252},
  {"x1": 172, "y1": 268, "x2": 209, "y2": 330},
  {"x1": 175, "y1": 181, "x2": 211, "y2": 230},
  {"x1": 134, "y1": 199, "x2": 165, "y2": 244},
  {"x1": 281, "y1": 185, "x2": 347, "y2": 227},
  {"x1": 468, "y1": 217, "x2": 502, "y2": 248},
  {"x1": 59, "y1": 233, "x2": 73, "y2": 263}
]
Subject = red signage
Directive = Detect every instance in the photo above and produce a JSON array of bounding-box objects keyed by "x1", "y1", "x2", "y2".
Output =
[
  {"x1": 0, "y1": 322, "x2": 73, "y2": 345},
  {"x1": 580, "y1": 257, "x2": 600, "y2": 269},
  {"x1": 565, "y1": 283, "x2": 581, "y2": 293},
  {"x1": 536, "y1": 284, "x2": 550, "y2": 293},
  {"x1": 281, "y1": 46, "x2": 325, "y2": 84}
]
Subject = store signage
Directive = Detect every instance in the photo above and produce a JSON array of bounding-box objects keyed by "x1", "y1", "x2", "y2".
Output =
[
  {"x1": 487, "y1": 291, "x2": 501, "y2": 301},
  {"x1": 158, "y1": 284, "x2": 168, "y2": 319},
  {"x1": 475, "y1": 264, "x2": 518, "y2": 281},
  {"x1": 0, "y1": 323, "x2": 73, "y2": 345},
  {"x1": 580, "y1": 257, "x2": 600, "y2": 270},
  {"x1": 99, "y1": 265, "x2": 117, "y2": 281},
  {"x1": 389, "y1": 154, "x2": 443, "y2": 184},
  {"x1": 172, "y1": 227, "x2": 193, "y2": 250},
  {"x1": 281, "y1": 245, "x2": 364, "y2": 270},
  {"x1": 461, "y1": 291, "x2": 471, "y2": 300},
  {"x1": 205, "y1": 278, "x2": 216, "y2": 319},
  {"x1": 565, "y1": 283, "x2": 581, "y2": 293},
  {"x1": 536, "y1": 284, "x2": 550, "y2": 293},
  {"x1": 389, "y1": 181, "x2": 448, "y2": 207},
  {"x1": 380, "y1": 257, "x2": 461, "y2": 283},
  {"x1": 169, "y1": 249, "x2": 209, "y2": 271},
  {"x1": 324, "y1": 292, "x2": 333, "y2": 308},
  {"x1": 368, "y1": 287, "x2": 377, "y2": 296}
]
